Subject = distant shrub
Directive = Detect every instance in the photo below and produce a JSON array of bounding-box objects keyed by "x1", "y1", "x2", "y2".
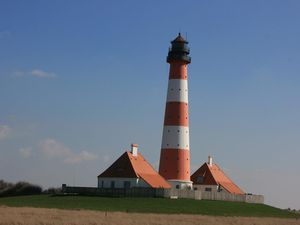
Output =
[
  {"x1": 0, "y1": 180, "x2": 42, "y2": 197},
  {"x1": 0, "y1": 180, "x2": 13, "y2": 190},
  {"x1": 43, "y1": 187, "x2": 62, "y2": 195}
]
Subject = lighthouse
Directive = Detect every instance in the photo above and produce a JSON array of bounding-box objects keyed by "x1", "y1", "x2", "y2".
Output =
[{"x1": 159, "y1": 33, "x2": 192, "y2": 189}]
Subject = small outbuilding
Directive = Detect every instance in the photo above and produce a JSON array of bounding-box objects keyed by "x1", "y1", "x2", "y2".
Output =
[
  {"x1": 98, "y1": 144, "x2": 171, "y2": 189},
  {"x1": 191, "y1": 156, "x2": 244, "y2": 194}
]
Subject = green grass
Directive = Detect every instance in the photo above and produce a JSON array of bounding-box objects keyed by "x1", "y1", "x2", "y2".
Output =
[{"x1": 0, "y1": 195, "x2": 298, "y2": 218}]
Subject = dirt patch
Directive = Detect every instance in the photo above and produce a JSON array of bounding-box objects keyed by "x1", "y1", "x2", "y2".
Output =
[{"x1": 0, "y1": 206, "x2": 299, "y2": 225}]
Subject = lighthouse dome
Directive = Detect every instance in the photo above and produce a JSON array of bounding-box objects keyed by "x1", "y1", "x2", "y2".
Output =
[
  {"x1": 167, "y1": 33, "x2": 191, "y2": 64},
  {"x1": 172, "y1": 33, "x2": 187, "y2": 43}
]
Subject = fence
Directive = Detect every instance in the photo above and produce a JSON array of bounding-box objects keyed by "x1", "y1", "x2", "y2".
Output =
[
  {"x1": 62, "y1": 185, "x2": 165, "y2": 198},
  {"x1": 61, "y1": 184, "x2": 263, "y2": 203},
  {"x1": 201, "y1": 191, "x2": 264, "y2": 204},
  {"x1": 164, "y1": 188, "x2": 202, "y2": 200}
]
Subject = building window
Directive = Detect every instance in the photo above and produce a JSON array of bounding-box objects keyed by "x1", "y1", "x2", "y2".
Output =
[
  {"x1": 124, "y1": 181, "x2": 131, "y2": 189},
  {"x1": 217, "y1": 185, "x2": 222, "y2": 192},
  {"x1": 196, "y1": 176, "x2": 204, "y2": 183},
  {"x1": 101, "y1": 181, "x2": 104, "y2": 188},
  {"x1": 110, "y1": 181, "x2": 115, "y2": 189},
  {"x1": 205, "y1": 187, "x2": 212, "y2": 192}
]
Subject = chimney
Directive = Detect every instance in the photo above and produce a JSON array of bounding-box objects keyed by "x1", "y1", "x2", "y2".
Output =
[
  {"x1": 208, "y1": 155, "x2": 213, "y2": 166},
  {"x1": 131, "y1": 143, "x2": 138, "y2": 157}
]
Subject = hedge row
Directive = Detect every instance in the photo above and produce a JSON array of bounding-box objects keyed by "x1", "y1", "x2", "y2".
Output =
[{"x1": 0, "y1": 180, "x2": 42, "y2": 197}]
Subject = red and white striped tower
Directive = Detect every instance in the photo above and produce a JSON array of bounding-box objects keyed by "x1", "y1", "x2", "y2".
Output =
[{"x1": 159, "y1": 33, "x2": 192, "y2": 189}]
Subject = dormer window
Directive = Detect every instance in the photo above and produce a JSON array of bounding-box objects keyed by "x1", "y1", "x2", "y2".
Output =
[{"x1": 196, "y1": 176, "x2": 204, "y2": 183}]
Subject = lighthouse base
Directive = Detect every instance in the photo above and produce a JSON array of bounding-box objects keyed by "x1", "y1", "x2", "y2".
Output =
[{"x1": 167, "y1": 180, "x2": 193, "y2": 190}]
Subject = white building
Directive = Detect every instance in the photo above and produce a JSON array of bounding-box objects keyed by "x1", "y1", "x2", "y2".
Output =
[{"x1": 191, "y1": 156, "x2": 244, "y2": 194}]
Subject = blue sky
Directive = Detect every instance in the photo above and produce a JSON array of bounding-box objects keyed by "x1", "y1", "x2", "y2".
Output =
[{"x1": 0, "y1": 0, "x2": 300, "y2": 209}]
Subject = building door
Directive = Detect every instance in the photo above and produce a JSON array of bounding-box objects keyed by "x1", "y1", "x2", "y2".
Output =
[{"x1": 110, "y1": 181, "x2": 115, "y2": 188}]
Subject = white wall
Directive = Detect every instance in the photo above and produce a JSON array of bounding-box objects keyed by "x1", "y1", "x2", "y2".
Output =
[
  {"x1": 168, "y1": 180, "x2": 193, "y2": 190},
  {"x1": 193, "y1": 184, "x2": 230, "y2": 193},
  {"x1": 97, "y1": 177, "x2": 150, "y2": 188}
]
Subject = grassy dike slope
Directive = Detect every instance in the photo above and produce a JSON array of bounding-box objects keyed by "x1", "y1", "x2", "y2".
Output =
[{"x1": 0, "y1": 195, "x2": 298, "y2": 218}]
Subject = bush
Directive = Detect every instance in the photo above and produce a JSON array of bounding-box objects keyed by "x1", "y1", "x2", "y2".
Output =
[
  {"x1": 0, "y1": 180, "x2": 42, "y2": 197},
  {"x1": 43, "y1": 187, "x2": 62, "y2": 195},
  {"x1": 0, "y1": 180, "x2": 13, "y2": 190}
]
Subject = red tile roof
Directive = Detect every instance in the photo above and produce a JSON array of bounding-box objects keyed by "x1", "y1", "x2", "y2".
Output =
[
  {"x1": 98, "y1": 152, "x2": 137, "y2": 178},
  {"x1": 191, "y1": 162, "x2": 244, "y2": 194},
  {"x1": 98, "y1": 151, "x2": 171, "y2": 189}
]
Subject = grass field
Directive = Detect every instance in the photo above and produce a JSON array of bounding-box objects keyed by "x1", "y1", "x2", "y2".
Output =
[{"x1": 0, "y1": 195, "x2": 298, "y2": 218}]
